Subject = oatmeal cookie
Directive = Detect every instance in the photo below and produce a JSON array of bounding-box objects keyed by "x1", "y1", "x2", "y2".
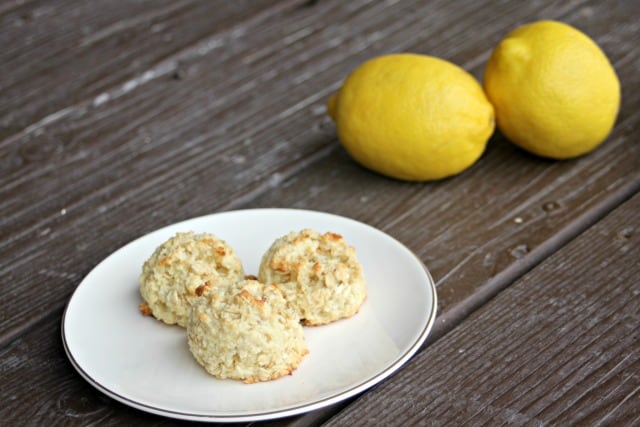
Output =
[
  {"x1": 258, "y1": 229, "x2": 366, "y2": 325},
  {"x1": 187, "y1": 279, "x2": 308, "y2": 383},
  {"x1": 139, "y1": 231, "x2": 244, "y2": 327}
]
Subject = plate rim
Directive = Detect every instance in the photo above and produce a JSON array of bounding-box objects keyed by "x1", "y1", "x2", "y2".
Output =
[{"x1": 61, "y1": 208, "x2": 438, "y2": 422}]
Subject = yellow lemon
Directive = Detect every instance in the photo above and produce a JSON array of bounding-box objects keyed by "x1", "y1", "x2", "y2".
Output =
[
  {"x1": 327, "y1": 53, "x2": 495, "y2": 181},
  {"x1": 483, "y1": 20, "x2": 620, "y2": 159}
]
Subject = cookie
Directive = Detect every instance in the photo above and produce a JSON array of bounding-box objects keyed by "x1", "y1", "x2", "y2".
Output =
[
  {"x1": 187, "y1": 279, "x2": 308, "y2": 383},
  {"x1": 258, "y1": 229, "x2": 366, "y2": 325},
  {"x1": 139, "y1": 231, "x2": 244, "y2": 327}
]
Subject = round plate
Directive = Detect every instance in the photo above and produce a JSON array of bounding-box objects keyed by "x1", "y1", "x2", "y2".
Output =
[{"x1": 62, "y1": 208, "x2": 437, "y2": 422}]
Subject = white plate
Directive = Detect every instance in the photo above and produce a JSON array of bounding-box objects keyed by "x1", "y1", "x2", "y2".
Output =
[{"x1": 62, "y1": 208, "x2": 437, "y2": 422}]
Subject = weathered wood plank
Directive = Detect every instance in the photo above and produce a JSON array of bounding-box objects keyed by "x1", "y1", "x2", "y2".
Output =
[
  {"x1": 322, "y1": 190, "x2": 640, "y2": 426},
  {"x1": 0, "y1": 0, "x2": 295, "y2": 139},
  {"x1": 0, "y1": 0, "x2": 605, "y2": 343}
]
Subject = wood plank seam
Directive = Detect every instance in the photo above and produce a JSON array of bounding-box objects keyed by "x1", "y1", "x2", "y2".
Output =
[
  {"x1": 425, "y1": 177, "x2": 640, "y2": 347},
  {"x1": 321, "y1": 193, "x2": 640, "y2": 426}
]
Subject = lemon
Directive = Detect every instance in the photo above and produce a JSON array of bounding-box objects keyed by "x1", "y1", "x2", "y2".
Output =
[
  {"x1": 483, "y1": 20, "x2": 620, "y2": 159},
  {"x1": 327, "y1": 53, "x2": 495, "y2": 181}
]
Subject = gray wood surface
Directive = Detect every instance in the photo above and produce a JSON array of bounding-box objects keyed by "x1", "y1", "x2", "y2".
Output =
[
  {"x1": 0, "y1": 0, "x2": 288, "y2": 135},
  {"x1": 324, "y1": 192, "x2": 640, "y2": 426},
  {"x1": 1, "y1": 0, "x2": 638, "y2": 425}
]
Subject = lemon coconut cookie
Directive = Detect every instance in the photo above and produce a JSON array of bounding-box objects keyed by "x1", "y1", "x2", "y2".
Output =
[
  {"x1": 139, "y1": 232, "x2": 244, "y2": 327},
  {"x1": 258, "y1": 229, "x2": 366, "y2": 326},
  {"x1": 187, "y1": 279, "x2": 308, "y2": 383}
]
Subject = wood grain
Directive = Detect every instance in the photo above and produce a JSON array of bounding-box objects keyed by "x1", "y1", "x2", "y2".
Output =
[
  {"x1": 323, "y1": 191, "x2": 640, "y2": 426},
  {"x1": 0, "y1": 0, "x2": 295, "y2": 138}
]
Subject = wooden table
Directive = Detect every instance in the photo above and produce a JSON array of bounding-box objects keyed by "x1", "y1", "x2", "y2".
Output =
[{"x1": 2, "y1": 1, "x2": 638, "y2": 425}]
